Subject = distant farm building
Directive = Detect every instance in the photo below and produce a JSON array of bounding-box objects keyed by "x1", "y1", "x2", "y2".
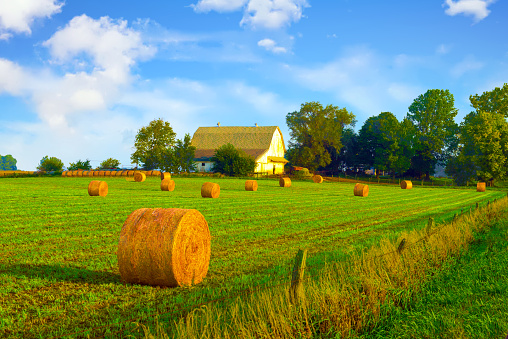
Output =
[{"x1": 191, "y1": 124, "x2": 288, "y2": 174}]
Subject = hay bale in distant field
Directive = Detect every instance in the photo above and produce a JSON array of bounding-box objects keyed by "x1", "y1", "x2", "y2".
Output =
[
  {"x1": 88, "y1": 181, "x2": 108, "y2": 197},
  {"x1": 117, "y1": 208, "x2": 211, "y2": 287},
  {"x1": 354, "y1": 183, "x2": 369, "y2": 197},
  {"x1": 312, "y1": 175, "x2": 323, "y2": 183},
  {"x1": 477, "y1": 182, "x2": 486, "y2": 192},
  {"x1": 76, "y1": 171, "x2": 83, "y2": 177},
  {"x1": 134, "y1": 172, "x2": 146, "y2": 182},
  {"x1": 82, "y1": 171, "x2": 89, "y2": 176},
  {"x1": 161, "y1": 179, "x2": 175, "y2": 191},
  {"x1": 127, "y1": 170, "x2": 135, "y2": 176},
  {"x1": 161, "y1": 172, "x2": 171, "y2": 180},
  {"x1": 66, "y1": 171, "x2": 73, "y2": 177},
  {"x1": 61, "y1": 171, "x2": 67, "y2": 177},
  {"x1": 401, "y1": 180, "x2": 412, "y2": 189},
  {"x1": 245, "y1": 180, "x2": 258, "y2": 191},
  {"x1": 120, "y1": 171, "x2": 127, "y2": 176},
  {"x1": 201, "y1": 182, "x2": 220, "y2": 198},
  {"x1": 106, "y1": 171, "x2": 113, "y2": 177},
  {"x1": 279, "y1": 177, "x2": 291, "y2": 187}
]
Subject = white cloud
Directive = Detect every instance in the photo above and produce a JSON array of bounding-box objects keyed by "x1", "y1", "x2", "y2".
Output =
[
  {"x1": 450, "y1": 55, "x2": 484, "y2": 77},
  {"x1": 0, "y1": 58, "x2": 29, "y2": 95},
  {"x1": 0, "y1": 0, "x2": 63, "y2": 38},
  {"x1": 443, "y1": 0, "x2": 496, "y2": 23},
  {"x1": 191, "y1": 0, "x2": 248, "y2": 12},
  {"x1": 257, "y1": 38, "x2": 286, "y2": 53}
]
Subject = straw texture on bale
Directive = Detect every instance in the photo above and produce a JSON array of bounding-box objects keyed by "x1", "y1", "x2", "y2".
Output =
[
  {"x1": 105, "y1": 171, "x2": 112, "y2": 177},
  {"x1": 201, "y1": 182, "x2": 220, "y2": 198},
  {"x1": 279, "y1": 177, "x2": 291, "y2": 187},
  {"x1": 77, "y1": 171, "x2": 84, "y2": 177},
  {"x1": 354, "y1": 183, "x2": 369, "y2": 197},
  {"x1": 134, "y1": 172, "x2": 146, "y2": 182},
  {"x1": 88, "y1": 181, "x2": 108, "y2": 197},
  {"x1": 401, "y1": 180, "x2": 412, "y2": 189},
  {"x1": 117, "y1": 208, "x2": 211, "y2": 287},
  {"x1": 312, "y1": 175, "x2": 323, "y2": 183},
  {"x1": 66, "y1": 171, "x2": 73, "y2": 177},
  {"x1": 126, "y1": 170, "x2": 134, "y2": 176},
  {"x1": 245, "y1": 180, "x2": 258, "y2": 191},
  {"x1": 161, "y1": 179, "x2": 176, "y2": 191},
  {"x1": 161, "y1": 172, "x2": 171, "y2": 180},
  {"x1": 477, "y1": 182, "x2": 486, "y2": 192},
  {"x1": 61, "y1": 171, "x2": 67, "y2": 177},
  {"x1": 121, "y1": 171, "x2": 128, "y2": 177},
  {"x1": 82, "y1": 171, "x2": 89, "y2": 176}
]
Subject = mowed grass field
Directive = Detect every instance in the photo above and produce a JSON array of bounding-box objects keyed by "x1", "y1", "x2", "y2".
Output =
[{"x1": 0, "y1": 176, "x2": 504, "y2": 338}]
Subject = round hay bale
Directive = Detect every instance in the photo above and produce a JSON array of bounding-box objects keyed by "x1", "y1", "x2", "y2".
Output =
[
  {"x1": 161, "y1": 179, "x2": 175, "y2": 191},
  {"x1": 245, "y1": 180, "x2": 258, "y2": 191},
  {"x1": 354, "y1": 183, "x2": 369, "y2": 197},
  {"x1": 82, "y1": 171, "x2": 89, "y2": 176},
  {"x1": 401, "y1": 180, "x2": 412, "y2": 189},
  {"x1": 66, "y1": 171, "x2": 73, "y2": 177},
  {"x1": 88, "y1": 181, "x2": 108, "y2": 197},
  {"x1": 87, "y1": 171, "x2": 94, "y2": 177},
  {"x1": 134, "y1": 172, "x2": 146, "y2": 182},
  {"x1": 312, "y1": 175, "x2": 323, "y2": 183},
  {"x1": 120, "y1": 170, "x2": 127, "y2": 177},
  {"x1": 161, "y1": 172, "x2": 171, "y2": 180},
  {"x1": 127, "y1": 170, "x2": 135, "y2": 176},
  {"x1": 61, "y1": 171, "x2": 67, "y2": 177},
  {"x1": 117, "y1": 208, "x2": 211, "y2": 287},
  {"x1": 279, "y1": 177, "x2": 291, "y2": 187},
  {"x1": 477, "y1": 182, "x2": 486, "y2": 192},
  {"x1": 201, "y1": 182, "x2": 220, "y2": 198},
  {"x1": 104, "y1": 171, "x2": 111, "y2": 177}
]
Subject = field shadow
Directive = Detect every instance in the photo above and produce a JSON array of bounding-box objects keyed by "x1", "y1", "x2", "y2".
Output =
[{"x1": 3, "y1": 262, "x2": 121, "y2": 285}]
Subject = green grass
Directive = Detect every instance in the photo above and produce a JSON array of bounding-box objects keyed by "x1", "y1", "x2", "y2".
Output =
[{"x1": 0, "y1": 176, "x2": 505, "y2": 338}]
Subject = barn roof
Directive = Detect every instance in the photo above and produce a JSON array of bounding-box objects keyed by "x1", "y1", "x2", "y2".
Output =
[{"x1": 191, "y1": 126, "x2": 285, "y2": 161}]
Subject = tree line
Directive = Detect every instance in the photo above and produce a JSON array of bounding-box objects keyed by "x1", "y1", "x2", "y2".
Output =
[{"x1": 286, "y1": 83, "x2": 508, "y2": 185}]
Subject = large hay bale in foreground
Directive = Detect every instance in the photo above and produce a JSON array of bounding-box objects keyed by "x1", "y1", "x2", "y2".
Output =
[
  {"x1": 245, "y1": 180, "x2": 258, "y2": 191},
  {"x1": 161, "y1": 179, "x2": 175, "y2": 191},
  {"x1": 201, "y1": 182, "x2": 220, "y2": 198},
  {"x1": 312, "y1": 175, "x2": 323, "y2": 183},
  {"x1": 401, "y1": 180, "x2": 412, "y2": 189},
  {"x1": 117, "y1": 208, "x2": 211, "y2": 287},
  {"x1": 134, "y1": 172, "x2": 146, "y2": 182},
  {"x1": 354, "y1": 183, "x2": 369, "y2": 197},
  {"x1": 161, "y1": 172, "x2": 171, "y2": 180},
  {"x1": 477, "y1": 182, "x2": 486, "y2": 192},
  {"x1": 88, "y1": 181, "x2": 108, "y2": 197},
  {"x1": 279, "y1": 177, "x2": 291, "y2": 187}
]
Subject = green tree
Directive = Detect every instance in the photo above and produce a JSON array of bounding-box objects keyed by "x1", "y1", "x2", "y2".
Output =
[
  {"x1": 407, "y1": 89, "x2": 459, "y2": 180},
  {"x1": 131, "y1": 118, "x2": 177, "y2": 170},
  {"x1": 211, "y1": 143, "x2": 256, "y2": 176},
  {"x1": 100, "y1": 158, "x2": 120, "y2": 169},
  {"x1": 469, "y1": 83, "x2": 508, "y2": 118},
  {"x1": 37, "y1": 156, "x2": 64, "y2": 172},
  {"x1": 68, "y1": 159, "x2": 92, "y2": 171},
  {"x1": 390, "y1": 117, "x2": 417, "y2": 177},
  {"x1": 286, "y1": 101, "x2": 356, "y2": 171},
  {"x1": 334, "y1": 127, "x2": 358, "y2": 171},
  {"x1": 0, "y1": 155, "x2": 17, "y2": 170},
  {"x1": 174, "y1": 133, "x2": 197, "y2": 173}
]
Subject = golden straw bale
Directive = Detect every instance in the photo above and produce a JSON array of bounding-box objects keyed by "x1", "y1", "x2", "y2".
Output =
[
  {"x1": 117, "y1": 208, "x2": 211, "y2": 287},
  {"x1": 401, "y1": 180, "x2": 412, "y2": 189},
  {"x1": 312, "y1": 175, "x2": 323, "y2": 183},
  {"x1": 477, "y1": 182, "x2": 486, "y2": 192},
  {"x1": 201, "y1": 182, "x2": 220, "y2": 198},
  {"x1": 127, "y1": 170, "x2": 135, "y2": 176},
  {"x1": 134, "y1": 172, "x2": 146, "y2": 182},
  {"x1": 354, "y1": 183, "x2": 369, "y2": 197},
  {"x1": 78, "y1": 170, "x2": 84, "y2": 177},
  {"x1": 161, "y1": 172, "x2": 171, "y2": 180},
  {"x1": 279, "y1": 177, "x2": 291, "y2": 187},
  {"x1": 61, "y1": 171, "x2": 67, "y2": 177},
  {"x1": 66, "y1": 171, "x2": 73, "y2": 177},
  {"x1": 82, "y1": 171, "x2": 89, "y2": 176},
  {"x1": 161, "y1": 179, "x2": 175, "y2": 191},
  {"x1": 88, "y1": 181, "x2": 108, "y2": 197},
  {"x1": 245, "y1": 180, "x2": 258, "y2": 191}
]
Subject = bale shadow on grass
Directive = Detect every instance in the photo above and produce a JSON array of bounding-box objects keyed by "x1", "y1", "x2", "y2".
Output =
[{"x1": 2, "y1": 262, "x2": 121, "y2": 285}]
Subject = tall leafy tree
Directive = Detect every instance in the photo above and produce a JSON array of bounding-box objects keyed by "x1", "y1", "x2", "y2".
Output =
[
  {"x1": 286, "y1": 101, "x2": 355, "y2": 171},
  {"x1": 469, "y1": 83, "x2": 508, "y2": 118},
  {"x1": 100, "y1": 158, "x2": 120, "y2": 169},
  {"x1": 390, "y1": 117, "x2": 416, "y2": 177},
  {"x1": 174, "y1": 133, "x2": 197, "y2": 173},
  {"x1": 333, "y1": 127, "x2": 358, "y2": 171},
  {"x1": 131, "y1": 118, "x2": 177, "y2": 170},
  {"x1": 68, "y1": 159, "x2": 92, "y2": 171},
  {"x1": 407, "y1": 89, "x2": 459, "y2": 180},
  {"x1": 37, "y1": 156, "x2": 64, "y2": 172},
  {"x1": 0, "y1": 155, "x2": 17, "y2": 170},
  {"x1": 211, "y1": 143, "x2": 256, "y2": 176}
]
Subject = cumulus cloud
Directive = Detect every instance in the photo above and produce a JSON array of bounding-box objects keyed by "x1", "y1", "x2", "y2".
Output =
[
  {"x1": 443, "y1": 0, "x2": 496, "y2": 23},
  {"x1": 257, "y1": 38, "x2": 286, "y2": 53},
  {"x1": 0, "y1": 58, "x2": 29, "y2": 95},
  {"x1": 192, "y1": 0, "x2": 309, "y2": 29},
  {"x1": 0, "y1": 0, "x2": 63, "y2": 38}
]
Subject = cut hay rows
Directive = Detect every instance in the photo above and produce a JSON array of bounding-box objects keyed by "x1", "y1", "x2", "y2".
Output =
[
  {"x1": 88, "y1": 181, "x2": 108, "y2": 197},
  {"x1": 477, "y1": 182, "x2": 486, "y2": 192},
  {"x1": 354, "y1": 183, "x2": 369, "y2": 197},
  {"x1": 401, "y1": 180, "x2": 412, "y2": 189},
  {"x1": 201, "y1": 182, "x2": 220, "y2": 198},
  {"x1": 279, "y1": 177, "x2": 291, "y2": 187},
  {"x1": 117, "y1": 208, "x2": 211, "y2": 287},
  {"x1": 161, "y1": 172, "x2": 171, "y2": 180},
  {"x1": 161, "y1": 179, "x2": 176, "y2": 191},
  {"x1": 312, "y1": 175, "x2": 323, "y2": 183},
  {"x1": 245, "y1": 180, "x2": 258, "y2": 191},
  {"x1": 134, "y1": 172, "x2": 146, "y2": 182}
]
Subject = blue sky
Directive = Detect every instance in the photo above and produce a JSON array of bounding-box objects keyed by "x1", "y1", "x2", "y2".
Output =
[{"x1": 0, "y1": 0, "x2": 506, "y2": 170}]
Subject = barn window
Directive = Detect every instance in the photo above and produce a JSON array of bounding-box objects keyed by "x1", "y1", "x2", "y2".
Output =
[{"x1": 202, "y1": 163, "x2": 205, "y2": 166}]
